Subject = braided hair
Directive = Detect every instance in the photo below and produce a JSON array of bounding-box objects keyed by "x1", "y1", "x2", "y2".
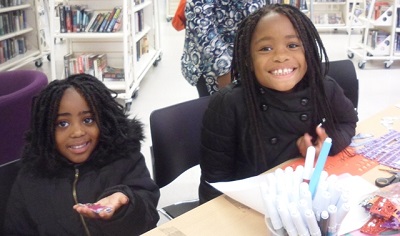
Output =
[
  {"x1": 22, "y1": 74, "x2": 144, "y2": 177},
  {"x1": 231, "y1": 4, "x2": 344, "y2": 168}
]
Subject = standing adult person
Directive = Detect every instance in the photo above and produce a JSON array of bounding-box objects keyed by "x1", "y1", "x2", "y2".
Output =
[{"x1": 181, "y1": 0, "x2": 266, "y2": 97}]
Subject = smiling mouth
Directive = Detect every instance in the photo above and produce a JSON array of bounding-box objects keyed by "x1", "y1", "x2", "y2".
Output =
[
  {"x1": 68, "y1": 142, "x2": 90, "y2": 153},
  {"x1": 270, "y1": 68, "x2": 294, "y2": 76}
]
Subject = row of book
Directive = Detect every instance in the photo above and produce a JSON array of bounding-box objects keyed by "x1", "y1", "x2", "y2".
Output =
[
  {"x1": 0, "y1": 10, "x2": 26, "y2": 36},
  {"x1": 0, "y1": 0, "x2": 23, "y2": 8},
  {"x1": 364, "y1": 29, "x2": 390, "y2": 50},
  {"x1": 63, "y1": 53, "x2": 124, "y2": 81},
  {"x1": 133, "y1": 0, "x2": 145, "y2": 5},
  {"x1": 0, "y1": 36, "x2": 26, "y2": 64},
  {"x1": 313, "y1": 12, "x2": 343, "y2": 25},
  {"x1": 58, "y1": 5, "x2": 123, "y2": 33},
  {"x1": 364, "y1": 1, "x2": 391, "y2": 20},
  {"x1": 266, "y1": 0, "x2": 307, "y2": 11}
]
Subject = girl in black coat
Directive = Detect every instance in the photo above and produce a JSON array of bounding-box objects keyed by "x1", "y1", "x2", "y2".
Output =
[
  {"x1": 4, "y1": 74, "x2": 160, "y2": 235},
  {"x1": 199, "y1": 4, "x2": 358, "y2": 203}
]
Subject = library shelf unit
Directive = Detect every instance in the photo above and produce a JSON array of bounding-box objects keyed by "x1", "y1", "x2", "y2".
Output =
[
  {"x1": 48, "y1": 0, "x2": 161, "y2": 111},
  {"x1": 308, "y1": 0, "x2": 366, "y2": 31},
  {"x1": 346, "y1": 0, "x2": 400, "y2": 69},
  {"x1": 0, "y1": 0, "x2": 49, "y2": 71}
]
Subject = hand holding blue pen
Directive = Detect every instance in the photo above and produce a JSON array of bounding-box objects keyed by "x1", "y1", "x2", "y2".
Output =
[{"x1": 309, "y1": 137, "x2": 332, "y2": 198}]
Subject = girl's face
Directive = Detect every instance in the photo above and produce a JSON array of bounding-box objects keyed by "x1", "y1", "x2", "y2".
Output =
[
  {"x1": 250, "y1": 12, "x2": 307, "y2": 92},
  {"x1": 55, "y1": 88, "x2": 100, "y2": 164}
]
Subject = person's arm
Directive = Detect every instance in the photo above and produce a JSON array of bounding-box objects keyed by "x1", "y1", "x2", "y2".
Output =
[
  {"x1": 93, "y1": 154, "x2": 160, "y2": 235},
  {"x1": 199, "y1": 90, "x2": 238, "y2": 203},
  {"x1": 297, "y1": 78, "x2": 358, "y2": 157},
  {"x1": 4, "y1": 177, "x2": 38, "y2": 235},
  {"x1": 325, "y1": 78, "x2": 358, "y2": 154}
]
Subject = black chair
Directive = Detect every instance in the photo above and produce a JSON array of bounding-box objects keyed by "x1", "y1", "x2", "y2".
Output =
[
  {"x1": 0, "y1": 159, "x2": 21, "y2": 234},
  {"x1": 149, "y1": 96, "x2": 210, "y2": 219},
  {"x1": 325, "y1": 59, "x2": 359, "y2": 110}
]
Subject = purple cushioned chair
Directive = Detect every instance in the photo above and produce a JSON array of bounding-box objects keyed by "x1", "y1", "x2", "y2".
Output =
[{"x1": 0, "y1": 70, "x2": 48, "y2": 165}]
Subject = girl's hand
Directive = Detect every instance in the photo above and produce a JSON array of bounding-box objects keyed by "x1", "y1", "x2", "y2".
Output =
[
  {"x1": 73, "y1": 192, "x2": 130, "y2": 220},
  {"x1": 297, "y1": 125, "x2": 328, "y2": 158}
]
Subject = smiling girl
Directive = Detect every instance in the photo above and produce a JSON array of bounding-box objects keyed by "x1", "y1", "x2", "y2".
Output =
[
  {"x1": 4, "y1": 74, "x2": 160, "y2": 235},
  {"x1": 199, "y1": 4, "x2": 358, "y2": 203}
]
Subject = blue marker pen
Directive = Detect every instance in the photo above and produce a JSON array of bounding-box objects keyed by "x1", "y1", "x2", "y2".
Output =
[{"x1": 309, "y1": 137, "x2": 332, "y2": 198}]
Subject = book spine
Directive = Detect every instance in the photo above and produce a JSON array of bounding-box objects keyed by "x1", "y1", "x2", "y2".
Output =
[
  {"x1": 112, "y1": 13, "x2": 123, "y2": 32},
  {"x1": 88, "y1": 13, "x2": 103, "y2": 32},
  {"x1": 102, "y1": 8, "x2": 116, "y2": 32},
  {"x1": 98, "y1": 12, "x2": 110, "y2": 32},
  {"x1": 65, "y1": 5, "x2": 72, "y2": 33},
  {"x1": 64, "y1": 53, "x2": 73, "y2": 78},
  {"x1": 59, "y1": 5, "x2": 66, "y2": 33},
  {"x1": 106, "y1": 7, "x2": 121, "y2": 32}
]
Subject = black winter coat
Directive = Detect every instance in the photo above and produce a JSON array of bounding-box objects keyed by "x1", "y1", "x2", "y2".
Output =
[
  {"x1": 199, "y1": 77, "x2": 358, "y2": 203},
  {"x1": 4, "y1": 153, "x2": 159, "y2": 236}
]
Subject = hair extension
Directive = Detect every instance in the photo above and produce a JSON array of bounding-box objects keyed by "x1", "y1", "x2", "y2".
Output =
[
  {"x1": 22, "y1": 74, "x2": 144, "y2": 177},
  {"x1": 231, "y1": 4, "x2": 348, "y2": 170}
]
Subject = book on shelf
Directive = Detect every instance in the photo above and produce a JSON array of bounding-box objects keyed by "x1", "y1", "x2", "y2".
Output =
[
  {"x1": 16, "y1": 36, "x2": 26, "y2": 54},
  {"x1": 134, "y1": 0, "x2": 145, "y2": 5},
  {"x1": 101, "y1": 8, "x2": 118, "y2": 33},
  {"x1": 65, "y1": 5, "x2": 73, "y2": 33},
  {"x1": 134, "y1": 10, "x2": 144, "y2": 33},
  {"x1": 0, "y1": 10, "x2": 26, "y2": 35},
  {"x1": 136, "y1": 34, "x2": 149, "y2": 61},
  {"x1": 102, "y1": 66, "x2": 125, "y2": 81},
  {"x1": 63, "y1": 53, "x2": 108, "y2": 79},
  {"x1": 97, "y1": 12, "x2": 111, "y2": 32},
  {"x1": 88, "y1": 12, "x2": 105, "y2": 32},
  {"x1": 106, "y1": 7, "x2": 122, "y2": 32},
  {"x1": 112, "y1": 12, "x2": 123, "y2": 32},
  {"x1": 57, "y1": 4, "x2": 124, "y2": 33},
  {"x1": 58, "y1": 5, "x2": 67, "y2": 33},
  {"x1": 93, "y1": 53, "x2": 107, "y2": 80},
  {"x1": 64, "y1": 53, "x2": 73, "y2": 78},
  {"x1": 373, "y1": 2, "x2": 390, "y2": 20},
  {"x1": 0, "y1": 37, "x2": 26, "y2": 64}
]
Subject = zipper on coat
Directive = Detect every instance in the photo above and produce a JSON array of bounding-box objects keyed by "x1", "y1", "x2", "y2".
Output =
[{"x1": 73, "y1": 167, "x2": 91, "y2": 236}]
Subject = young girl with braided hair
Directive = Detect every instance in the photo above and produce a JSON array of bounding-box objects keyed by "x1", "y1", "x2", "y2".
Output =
[
  {"x1": 199, "y1": 4, "x2": 358, "y2": 203},
  {"x1": 4, "y1": 74, "x2": 160, "y2": 235}
]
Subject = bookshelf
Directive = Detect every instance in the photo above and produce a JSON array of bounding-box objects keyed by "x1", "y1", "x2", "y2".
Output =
[
  {"x1": 48, "y1": 0, "x2": 161, "y2": 112},
  {"x1": 0, "y1": 0, "x2": 49, "y2": 71},
  {"x1": 347, "y1": 0, "x2": 400, "y2": 68},
  {"x1": 308, "y1": 0, "x2": 366, "y2": 31}
]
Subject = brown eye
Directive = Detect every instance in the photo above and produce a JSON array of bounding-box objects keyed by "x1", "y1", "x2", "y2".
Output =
[{"x1": 57, "y1": 121, "x2": 69, "y2": 128}]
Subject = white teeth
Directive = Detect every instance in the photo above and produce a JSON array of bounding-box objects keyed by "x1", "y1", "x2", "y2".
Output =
[
  {"x1": 271, "y1": 68, "x2": 293, "y2": 75},
  {"x1": 70, "y1": 143, "x2": 87, "y2": 149}
]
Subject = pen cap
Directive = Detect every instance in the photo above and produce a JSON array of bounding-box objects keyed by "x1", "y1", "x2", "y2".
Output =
[
  {"x1": 303, "y1": 146, "x2": 316, "y2": 181},
  {"x1": 289, "y1": 206, "x2": 309, "y2": 236},
  {"x1": 264, "y1": 193, "x2": 283, "y2": 230},
  {"x1": 275, "y1": 168, "x2": 286, "y2": 195},
  {"x1": 327, "y1": 204, "x2": 338, "y2": 227},
  {"x1": 319, "y1": 210, "x2": 329, "y2": 233},
  {"x1": 304, "y1": 209, "x2": 321, "y2": 236}
]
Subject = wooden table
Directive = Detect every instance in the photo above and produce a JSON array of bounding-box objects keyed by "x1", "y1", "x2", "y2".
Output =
[{"x1": 143, "y1": 103, "x2": 400, "y2": 236}]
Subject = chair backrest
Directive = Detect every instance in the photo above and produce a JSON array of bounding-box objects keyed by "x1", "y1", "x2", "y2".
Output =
[
  {"x1": 325, "y1": 59, "x2": 359, "y2": 109},
  {"x1": 0, "y1": 159, "x2": 21, "y2": 234},
  {"x1": 150, "y1": 96, "x2": 210, "y2": 188},
  {"x1": 0, "y1": 70, "x2": 48, "y2": 165}
]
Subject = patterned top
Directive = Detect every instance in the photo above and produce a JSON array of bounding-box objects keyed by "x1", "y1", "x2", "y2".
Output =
[{"x1": 181, "y1": 0, "x2": 266, "y2": 94}]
